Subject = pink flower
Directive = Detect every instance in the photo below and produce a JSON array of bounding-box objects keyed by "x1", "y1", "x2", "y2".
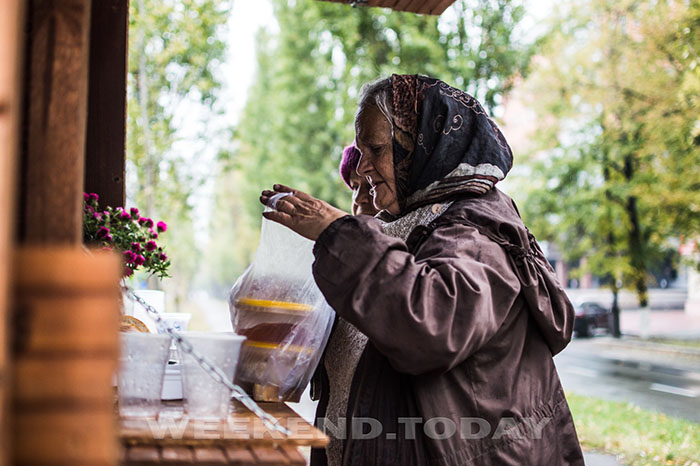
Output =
[
  {"x1": 130, "y1": 207, "x2": 139, "y2": 217},
  {"x1": 156, "y1": 221, "x2": 167, "y2": 233},
  {"x1": 93, "y1": 212, "x2": 102, "y2": 220},
  {"x1": 159, "y1": 253, "x2": 168, "y2": 261},
  {"x1": 145, "y1": 240, "x2": 157, "y2": 251},
  {"x1": 131, "y1": 242, "x2": 141, "y2": 251},
  {"x1": 134, "y1": 254, "x2": 146, "y2": 266},
  {"x1": 88, "y1": 193, "x2": 99, "y2": 204},
  {"x1": 119, "y1": 211, "x2": 131, "y2": 221},
  {"x1": 150, "y1": 230, "x2": 159, "y2": 239},
  {"x1": 123, "y1": 266, "x2": 134, "y2": 277},
  {"x1": 123, "y1": 250, "x2": 136, "y2": 263},
  {"x1": 104, "y1": 234, "x2": 113, "y2": 242},
  {"x1": 138, "y1": 217, "x2": 154, "y2": 228},
  {"x1": 97, "y1": 226, "x2": 110, "y2": 238},
  {"x1": 83, "y1": 193, "x2": 90, "y2": 202}
]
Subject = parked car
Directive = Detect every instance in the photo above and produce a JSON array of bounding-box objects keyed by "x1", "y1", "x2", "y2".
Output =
[{"x1": 573, "y1": 301, "x2": 613, "y2": 338}]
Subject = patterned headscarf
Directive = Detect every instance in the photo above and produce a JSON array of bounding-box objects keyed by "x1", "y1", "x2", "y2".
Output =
[{"x1": 389, "y1": 74, "x2": 513, "y2": 213}]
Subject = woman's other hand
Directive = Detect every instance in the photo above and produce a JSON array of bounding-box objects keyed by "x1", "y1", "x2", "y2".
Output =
[{"x1": 259, "y1": 185, "x2": 348, "y2": 241}]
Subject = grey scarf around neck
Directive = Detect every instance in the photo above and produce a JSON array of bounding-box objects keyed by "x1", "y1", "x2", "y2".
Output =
[{"x1": 378, "y1": 201, "x2": 453, "y2": 241}]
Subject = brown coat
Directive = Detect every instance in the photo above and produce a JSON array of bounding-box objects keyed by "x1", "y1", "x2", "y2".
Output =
[{"x1": 311, "y1": 189, "x2": 584, "y2": 465}]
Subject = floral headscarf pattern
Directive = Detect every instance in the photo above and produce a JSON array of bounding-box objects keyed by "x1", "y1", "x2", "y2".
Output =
[{"x1": 389, "y1": 74, "x2": 513, "y2": 213}]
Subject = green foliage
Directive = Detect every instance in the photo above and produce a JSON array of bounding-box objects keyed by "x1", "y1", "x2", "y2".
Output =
[
  {"x1": 566, "y1": 391, "x2": 700, "y2": 465},
  {"x1": 127, "y1": 0, "x2": 231, "y2": 303},
  {"x1": 520, "y1": 0, "x2": 700, "y2": 304},
  {"x1": 215, "y1": 0, "x2": 533, "y2": 287}
]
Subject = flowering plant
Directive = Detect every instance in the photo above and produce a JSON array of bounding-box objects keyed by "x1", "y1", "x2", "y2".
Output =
[{"x1": 83, "y1": 192, "x2": 171, "y2": 279}]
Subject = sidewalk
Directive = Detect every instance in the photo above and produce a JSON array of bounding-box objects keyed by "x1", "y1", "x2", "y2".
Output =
[
  {"x1": 620, "y1": 309, "x2": 700, "y2": 339},
  {"x1": 592, "y1": 334, "x2": 700, "y2": 371},
  {"x1": 584, "y1": 451, "x2": 623, "y2": 466}
]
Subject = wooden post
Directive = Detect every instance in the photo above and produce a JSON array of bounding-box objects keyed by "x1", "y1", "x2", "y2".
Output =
[
  {"x1": 20, "y1": 0, "x2": 93, "y2": 244},
  {"x1": 0, "y1": 2, "x2": 26, "y2": 466},
  {"x1": 84, "y1": 0, "x2": 129, "y2": 209}
]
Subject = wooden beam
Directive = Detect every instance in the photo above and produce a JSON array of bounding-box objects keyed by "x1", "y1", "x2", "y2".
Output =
[
  {"x1": 318, "y1": 0, "x2": 456, "y2": 15},
  {"x1": 0, "y1": 2, "x2": 26, "y2": 464},
  {"x1": 84, "y1": 0, "x2": 128, "y2": 209},
  {"x1": 430, "y1": 0, "x2": 455, "y2": 15},
  {"x1": 20, "y1": 0, "x2": 93, "y2": 244},
  {"x1": 404, "y1": 0, "x2": 426, "y2": 13}
]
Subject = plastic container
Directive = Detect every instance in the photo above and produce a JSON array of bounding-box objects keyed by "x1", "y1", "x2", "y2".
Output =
[
  {"x1": 118, "y1": 332, "x2": 171, "y2": 418},
  {"x1": 229, "y1": 209, "x2": 335, "y2": 402},
  {"x1": 178, "y1": 332, "x2": 246, "y2": 419}
]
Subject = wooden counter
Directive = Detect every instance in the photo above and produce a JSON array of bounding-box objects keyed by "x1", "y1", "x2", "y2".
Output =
[{"x1": 120, "y1": 400, "x2": 327, "y2": 465}]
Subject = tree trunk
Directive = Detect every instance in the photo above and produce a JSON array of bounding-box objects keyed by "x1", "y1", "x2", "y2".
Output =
[
  {"x1": 611, "y1": 284, "x2": 621, "y2": 338},
  {"x1": 602, "y1": 140, "x2": 622, "y2": 338},
  {"x1": 623, "y1": 151, "x2": 650, "y2": 338}
]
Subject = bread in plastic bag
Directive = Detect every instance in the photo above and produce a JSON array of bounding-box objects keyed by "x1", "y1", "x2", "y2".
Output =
[{"x1": 228, "y1": 207, "x2": 335, "y2": 402}]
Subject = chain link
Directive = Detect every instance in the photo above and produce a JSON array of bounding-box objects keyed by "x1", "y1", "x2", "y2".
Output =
[{"x1": 124, "y1": 287, "x2": 291, "y2": 436}]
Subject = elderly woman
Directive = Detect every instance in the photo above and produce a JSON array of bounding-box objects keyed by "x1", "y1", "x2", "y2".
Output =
[{"x1": 260, "y1": 75, "x2": 583, "y2": 465}]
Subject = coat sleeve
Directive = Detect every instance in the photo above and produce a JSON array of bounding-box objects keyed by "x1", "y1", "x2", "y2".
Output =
[{"x1": 312, "y1": 215, "x2": 522, "y2": 375}]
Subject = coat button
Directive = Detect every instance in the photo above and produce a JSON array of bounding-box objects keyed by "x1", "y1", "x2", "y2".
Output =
[{"x1": 431, "y1": 203, "x2": 443, "y2": 214}]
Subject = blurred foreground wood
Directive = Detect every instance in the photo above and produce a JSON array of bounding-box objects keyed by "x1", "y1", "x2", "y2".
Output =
[
  {"x1": 12, "y1": 247, "x2": 121, "y2": 465},
  {"x1": 0, "y1": 1, "x2": 26, "y2": 465}
]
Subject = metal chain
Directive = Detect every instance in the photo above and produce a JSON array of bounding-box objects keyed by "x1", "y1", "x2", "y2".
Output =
[{"x1": 124, "y1": 287, "x2": 291, "y2": 436}]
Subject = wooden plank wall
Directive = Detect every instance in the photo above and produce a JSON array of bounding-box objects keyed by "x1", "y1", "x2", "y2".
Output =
[
  {"x1": 20, "y1": 0, "x2": 93, "y2": 244},
  {"x1": 0, "y1": 2, "x2": 26, "y2": 466},
  {"x1": 84, "y1": 0, "x2": 129, "y2": 209}
]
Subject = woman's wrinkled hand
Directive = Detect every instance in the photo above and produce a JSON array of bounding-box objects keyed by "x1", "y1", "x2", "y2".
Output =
[{"x1": 259, "y1": 184, "x2": 348, "y2": 241}]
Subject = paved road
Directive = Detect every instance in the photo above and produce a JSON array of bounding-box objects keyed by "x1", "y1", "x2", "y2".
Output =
[{"x1": 554, "y1": 339, "x2": 700, "y2": 422}]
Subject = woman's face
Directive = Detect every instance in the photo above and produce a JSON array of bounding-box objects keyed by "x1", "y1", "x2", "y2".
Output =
[
  {"x1": 348, "y1": 171, "x2": 379, "y2": 216},
  {"x1": 355, "y1": 105, "x2": 400, "y2": 215}
]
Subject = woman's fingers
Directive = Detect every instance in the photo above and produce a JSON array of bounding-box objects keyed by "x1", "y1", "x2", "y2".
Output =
[
  {"x1": 261, "y1": 190, "x2": 298, "y2": 209},
  {"x1": 272, "y1": 184, "x2": 294, "y2": 192},
  {"x1": 259, "y1": 193, "x2": 272, "y2": 206},
  {"x1": 272, "y1": 184, "x2": 314, "y2": 201},
  {"x1": 260, "y1": 186, "x2": 300, "y2": 207},
  {"x1": 262, "y1": 210, "x2": 294, "y2": 227},
  {"x1": 274, "y1": 197, "x2": 297, "y2": 216}
]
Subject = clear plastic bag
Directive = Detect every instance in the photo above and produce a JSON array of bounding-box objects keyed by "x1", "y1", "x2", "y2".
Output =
[{"x1": 228, "y1": 207, "x2": 335, "y2": 402}]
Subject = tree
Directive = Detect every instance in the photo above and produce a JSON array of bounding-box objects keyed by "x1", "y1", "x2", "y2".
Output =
[
  {"x1": 520, "y1": 0, "x2": 700, "y2": 336},
  {"x1": 127, "y1": 0, "x2": 231, "y2": 305}
]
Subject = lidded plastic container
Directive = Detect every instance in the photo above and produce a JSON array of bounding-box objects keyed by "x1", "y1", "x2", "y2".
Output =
[{"x1": 229, "y1": 209, "x2": 334, "y2": 402}]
